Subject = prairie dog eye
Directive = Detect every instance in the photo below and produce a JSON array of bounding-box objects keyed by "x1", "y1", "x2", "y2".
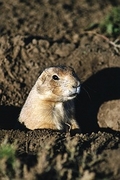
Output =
[{"x1": 52, "y1": 75, "x2": 59, "y2": 80}]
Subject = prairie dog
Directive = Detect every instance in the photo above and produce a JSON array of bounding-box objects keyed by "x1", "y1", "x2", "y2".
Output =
[{"x1": 19, "y1": 66, "x2": 81, "y2": 132}]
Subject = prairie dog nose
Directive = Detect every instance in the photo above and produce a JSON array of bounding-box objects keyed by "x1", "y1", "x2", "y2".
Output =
[
  {"x1": 72, "y1": 82, "x2": 81, "y2": 88},
  {"x1": 72, "y1": 84, "x2": 81, "y2": 94}
]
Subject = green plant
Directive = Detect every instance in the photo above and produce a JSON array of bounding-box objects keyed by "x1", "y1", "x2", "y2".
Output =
[
  {"x1": 0, "y1": 137, "x2": 20, "y2": 179},
  {"x1": 100, "y1": 7, "x2": 120, "y2": 37}
]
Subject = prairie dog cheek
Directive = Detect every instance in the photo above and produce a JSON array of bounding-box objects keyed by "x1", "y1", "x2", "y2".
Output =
[
  {"x1": 52, "y1": 90, "x2": 63, "y2": 98},
  {"x1": 36, "y1": 84, "x2": 45, "y2": 95}
]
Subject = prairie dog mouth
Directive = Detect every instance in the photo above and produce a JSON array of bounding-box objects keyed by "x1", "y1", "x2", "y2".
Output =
[
  {"x1": 69, "y1": 93, "x2": 78, "y2": 97},
  {"x1": 69, "y1": 85, "x2": 81, "y2": 97}
]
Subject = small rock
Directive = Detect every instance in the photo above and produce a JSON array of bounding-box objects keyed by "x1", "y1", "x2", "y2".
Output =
[
  {"x1": 72, "y1": 33, "x2": 79, "y2": 43},
  {"x1": 32, "y1": 39, "x2": 37, "y2": 45},
  {"x1": 97, "y1": 100, "x2": 120, "y2": 131}
]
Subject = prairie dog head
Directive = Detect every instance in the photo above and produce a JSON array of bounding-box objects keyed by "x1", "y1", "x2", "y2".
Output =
[{"x1": 35, "y1": 66, "x2": 81, "y2": 102}]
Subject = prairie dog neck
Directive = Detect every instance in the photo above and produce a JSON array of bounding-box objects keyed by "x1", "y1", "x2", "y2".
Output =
[
  {"x1": 52, "y1": 102, "x2": 65, "y2": 129},
  {"x1": 19, "y1": 88, "x2": 68, "y2": 130}
]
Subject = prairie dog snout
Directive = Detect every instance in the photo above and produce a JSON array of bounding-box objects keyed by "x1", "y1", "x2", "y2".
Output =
[{"x1": 19, "y1": 66, "x2": 81, "y2": 132}]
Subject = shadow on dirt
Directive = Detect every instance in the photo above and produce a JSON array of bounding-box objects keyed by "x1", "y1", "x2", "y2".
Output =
[
  {"x1": 75, "y1": 67, "x2": 120, "y2": 133},
  {"x1": 0, "y1": 105, "x2": 21, "y2": 129}
]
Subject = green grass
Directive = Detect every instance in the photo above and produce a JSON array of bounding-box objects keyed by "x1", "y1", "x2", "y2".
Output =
[
  {"x1": 100, "y1": 7, "x2": 120, "y2": 37},
  {"x1": 0, "y1": 137, "x2": 20, "y2": 179}
]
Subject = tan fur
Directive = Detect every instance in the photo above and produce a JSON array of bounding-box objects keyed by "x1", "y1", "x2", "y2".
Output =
[{"x1": 19, "y1": 66, "x2": 81, "y2": 132}]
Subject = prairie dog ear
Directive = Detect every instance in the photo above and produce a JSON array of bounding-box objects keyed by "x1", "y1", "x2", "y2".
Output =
[
  {"x1": 38, "y1": 73, "x2": 47, "y2": 84},
  {"x1": 36, "y1": 72, "x2": 47, "y2": 93}
]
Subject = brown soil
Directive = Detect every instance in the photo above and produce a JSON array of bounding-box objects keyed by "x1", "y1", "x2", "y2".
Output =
[{"x1": 0, "y1": 0, "x2": 120, "y2": 179}]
